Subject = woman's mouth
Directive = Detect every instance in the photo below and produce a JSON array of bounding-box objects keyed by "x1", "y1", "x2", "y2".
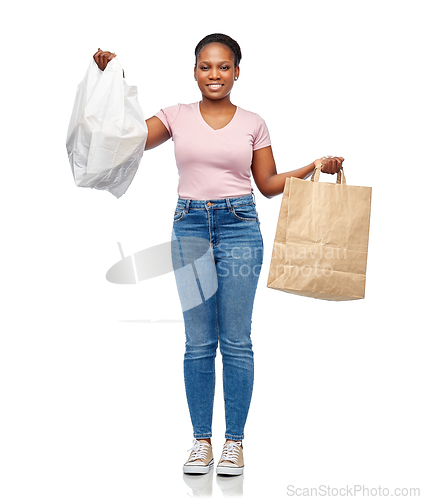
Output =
[{"x1": 206, "y1": 84, "x2": 224, "y2": 91}]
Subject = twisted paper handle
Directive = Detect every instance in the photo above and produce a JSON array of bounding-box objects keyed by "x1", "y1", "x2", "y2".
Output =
[{"x1": 311, "y1": 164, "x2": 346, "y2": 185}]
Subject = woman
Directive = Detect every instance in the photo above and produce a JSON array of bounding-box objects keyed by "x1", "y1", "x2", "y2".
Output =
[{"x1": 94, "y1": 34, "x2": 344, "y2": 476}]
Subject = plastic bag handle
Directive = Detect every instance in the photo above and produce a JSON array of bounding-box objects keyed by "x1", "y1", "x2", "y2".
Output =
[{"x1": 311, "y1": 164, "x2": 346, "y2": 185}]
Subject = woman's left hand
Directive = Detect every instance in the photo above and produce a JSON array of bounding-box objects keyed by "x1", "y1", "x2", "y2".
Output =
[{"x1": 314, "y1": 156, "x2": 344, "y2": 174}]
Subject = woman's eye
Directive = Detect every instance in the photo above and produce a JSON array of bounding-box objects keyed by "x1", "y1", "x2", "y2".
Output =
[{"x1": 199, "y1": 66, "x2": 230, "y2": 71}]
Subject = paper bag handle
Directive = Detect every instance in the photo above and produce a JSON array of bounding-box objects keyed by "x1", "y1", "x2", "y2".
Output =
[{"x1": 311, "y1": 164, "x2": 346, "y2": 185}]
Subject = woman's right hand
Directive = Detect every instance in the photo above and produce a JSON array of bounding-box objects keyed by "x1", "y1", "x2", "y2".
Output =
[{"x1": 93, "y1": 48, "x2": 117, "y2": 71}]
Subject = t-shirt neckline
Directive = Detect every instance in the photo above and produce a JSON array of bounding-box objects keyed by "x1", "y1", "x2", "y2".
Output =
[{"x1": 197, "y1": 102, "x2": 239, "y2": 132}]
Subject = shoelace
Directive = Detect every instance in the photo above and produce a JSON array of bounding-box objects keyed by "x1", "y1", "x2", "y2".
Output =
[
  {"x1": 220, "y1": 441, "x2": 241, "y2": 463},
  {"x1": 187, "y1": 439, "x2": 210, "y2": 462}
]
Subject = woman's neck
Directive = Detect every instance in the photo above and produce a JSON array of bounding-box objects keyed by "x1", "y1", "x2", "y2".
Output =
[{"x1": 199, "y1": 95, "x2": 236, "y2": 115}]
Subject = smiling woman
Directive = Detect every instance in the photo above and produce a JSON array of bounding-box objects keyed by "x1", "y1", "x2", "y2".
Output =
[
  {"x1": 194, "y1": 36, "x2": 240, "y2": 112},
  {"x1": 92, "y1": 32, "x2": 344, "y2": 478}
]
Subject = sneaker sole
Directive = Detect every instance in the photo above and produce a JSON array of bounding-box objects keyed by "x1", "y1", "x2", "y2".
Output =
[
  {"x1": 183, "y1": 459, "x2": 214, "y2": 474},
  {"x1": 216, "y1": 465, "x2": 244, "y2": 476}
]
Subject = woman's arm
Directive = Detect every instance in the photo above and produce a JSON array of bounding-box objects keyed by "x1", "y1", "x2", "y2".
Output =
[
  {"x1": 251, "y1": 146, "x2": 344, "y2": 198},
  {"x1": 145, "y1": 117, "x2": 170, "y2": 150}
]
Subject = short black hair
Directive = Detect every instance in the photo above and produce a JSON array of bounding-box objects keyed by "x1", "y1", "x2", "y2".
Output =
[{"x1": 194, "y1": 33, "x2": 242, "y2": 68}]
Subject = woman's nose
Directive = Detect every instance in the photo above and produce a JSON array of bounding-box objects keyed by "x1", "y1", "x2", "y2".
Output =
[{"x1": 209, "y1": 68, "x2": 220, "y2": 79}]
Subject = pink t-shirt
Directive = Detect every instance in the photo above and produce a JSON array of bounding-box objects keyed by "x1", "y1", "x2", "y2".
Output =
[{"x1": 154, "y1": 102, "x2": 271, "y2": 200}]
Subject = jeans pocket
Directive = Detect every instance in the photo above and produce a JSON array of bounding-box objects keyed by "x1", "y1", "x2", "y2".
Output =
[
  {"x1": 232, "y1": 204, "x2": 258, "y2": 222},
  {"x1": 173, "y1": 209, "x2": 185, "y2": 223}
]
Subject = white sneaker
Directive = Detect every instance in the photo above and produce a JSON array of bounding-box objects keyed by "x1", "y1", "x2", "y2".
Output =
[{"x1": 183, "y1": 439, "x2": 214, "y2": 474}]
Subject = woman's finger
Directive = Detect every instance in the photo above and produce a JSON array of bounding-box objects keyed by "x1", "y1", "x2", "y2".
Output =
[
  {"x1": 98, "y1": 53, "x2": 105, "y2": 70},
  {"x1": 334, "y1": 157, "x2": 344, "y2": 173},
  {"x1": 101, "y1": 52, "x2": 111, "y2": 69},
  {"x1": 321, "y1": 158, "x2": 330, "y2": 174},
  {"x1": 93, "y1": 49, "x2": 101, "y2": 66},
  {"x1": 334, "y1": 158, "x2": 341, "y2": 174}
]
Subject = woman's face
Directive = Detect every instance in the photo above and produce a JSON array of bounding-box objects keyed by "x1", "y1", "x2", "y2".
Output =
[{"x1": 194, "y1": 42, "x2": 240, "y2": 102}]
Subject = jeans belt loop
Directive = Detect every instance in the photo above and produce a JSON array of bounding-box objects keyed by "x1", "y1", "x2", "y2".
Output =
[
  {"x1": 225, "y1": 197, "x2": 233, "y2": 213},
  {"x1": 185, "y1": 199, "x2": 190, "y2": 213}
]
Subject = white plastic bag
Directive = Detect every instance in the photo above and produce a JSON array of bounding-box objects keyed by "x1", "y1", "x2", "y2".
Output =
[{"x1": 66, "y1": 57, "x2": 148, "y2": 198}]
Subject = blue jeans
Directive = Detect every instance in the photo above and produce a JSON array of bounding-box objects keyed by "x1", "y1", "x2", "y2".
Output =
[{"x1": 171, "y1": 194, "x2": 264, "y2": 441}]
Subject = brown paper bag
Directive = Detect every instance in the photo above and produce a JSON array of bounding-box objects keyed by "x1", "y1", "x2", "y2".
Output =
[{"x1": 267, "y1": 166, "x2": 372, "y2": 300}]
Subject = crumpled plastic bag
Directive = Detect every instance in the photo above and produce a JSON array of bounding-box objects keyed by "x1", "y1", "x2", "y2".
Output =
[{"x1": 66, "y1": 57, "x2": 148, "y2": 198}]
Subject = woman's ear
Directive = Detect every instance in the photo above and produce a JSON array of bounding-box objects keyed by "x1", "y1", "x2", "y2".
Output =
[
  {"x1": 235, "y1": 66, "x2": 240, "y2": 80},
  {"x1": 193, "y1": 67, "x2": 197, "y2": 81}
]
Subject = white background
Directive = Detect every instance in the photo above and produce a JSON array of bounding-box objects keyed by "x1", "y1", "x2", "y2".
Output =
[{"x1": 1, "y1": 0, "x2": 420, "y2": 498}]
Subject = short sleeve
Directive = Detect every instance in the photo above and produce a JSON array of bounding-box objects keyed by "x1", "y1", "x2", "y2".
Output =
[
  {"x1": 154, "y1": 104, "x2": 181, "y2": 139},
  {"x1": 253, "y1": 114, "x2": 271, "y2": 151}
]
